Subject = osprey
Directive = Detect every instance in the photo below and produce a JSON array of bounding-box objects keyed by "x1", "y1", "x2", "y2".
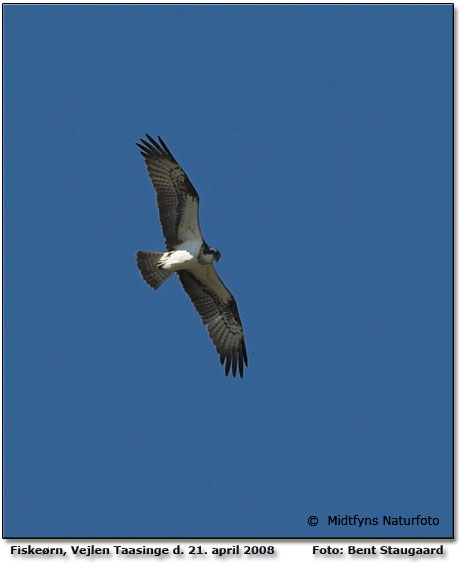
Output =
[{"x1": 135, "y1": 134, "x2": 248, "y2": 377}]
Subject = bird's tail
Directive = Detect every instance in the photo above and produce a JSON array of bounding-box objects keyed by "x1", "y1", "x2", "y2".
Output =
[{"x1": 136, "y1": 251, "x2": 173, "y2": 290}]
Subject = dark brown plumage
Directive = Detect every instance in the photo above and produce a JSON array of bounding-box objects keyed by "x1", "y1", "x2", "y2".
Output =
[{"x1": 136, "y1": 134, "x2": 248, "y2": 377}]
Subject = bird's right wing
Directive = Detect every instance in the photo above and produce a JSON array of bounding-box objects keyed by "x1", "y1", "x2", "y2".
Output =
[{"x1": 137, "y1": 134, "x2": 202, "y2": 250}]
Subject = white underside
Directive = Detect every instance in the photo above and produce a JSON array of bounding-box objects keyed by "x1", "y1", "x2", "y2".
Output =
[
  {"x1": 178, "y1": 195, "x2": 202, "y2": 242},
  {"x1": 159, "y1": 197, "x2": 209, "y2": 271},
  {"x1": 159, "y1": 239, "x2": 202, "y2": 270}
]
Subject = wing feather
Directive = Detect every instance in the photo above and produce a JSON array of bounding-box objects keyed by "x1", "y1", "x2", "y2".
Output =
[
  {"x1": 178, "y1": 266, "x2": 248, "y2": 377},
  {"x1": 137, "y1": 135, "x2": 202, "y2": 250}
]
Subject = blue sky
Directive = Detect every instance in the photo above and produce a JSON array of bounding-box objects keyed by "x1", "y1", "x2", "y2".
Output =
[{"x1": 4, "y1": 4, "x2": 452, "y2": 538}]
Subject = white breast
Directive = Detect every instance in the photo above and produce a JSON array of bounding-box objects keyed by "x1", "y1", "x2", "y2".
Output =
[{"x1": 159, "y1": 239, "x2": 202, "y2": 270}]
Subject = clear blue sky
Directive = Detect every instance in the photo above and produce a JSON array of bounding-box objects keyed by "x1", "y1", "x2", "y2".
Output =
[{"x1": 4, "y1": 4, "x2": 452, "y2": 538}]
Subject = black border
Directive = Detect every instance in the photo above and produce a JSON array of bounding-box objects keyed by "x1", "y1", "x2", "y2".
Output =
[{"x1": 2, "y1": 1, "x2": 455, "y2": 542}]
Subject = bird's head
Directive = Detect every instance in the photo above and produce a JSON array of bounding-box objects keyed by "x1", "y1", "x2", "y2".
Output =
[
  {"x1": 202, "y1": 243, "x2": 221, "y2": 264},
  {"x1": 211, "y1": 248, "x2": 221, "y2": 262}
]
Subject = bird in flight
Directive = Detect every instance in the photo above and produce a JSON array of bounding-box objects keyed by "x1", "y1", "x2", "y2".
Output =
[{"x1": 135, "y1": 134, "x2": 248, "y2": 377}]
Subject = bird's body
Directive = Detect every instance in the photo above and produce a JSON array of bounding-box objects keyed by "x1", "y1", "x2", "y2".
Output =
[
  {"x1": 158, "y1": 244, "x2": 201, "y2": 270},
  {"x1": 135, "y1": 134, "x2": 248, "y2": 377}
]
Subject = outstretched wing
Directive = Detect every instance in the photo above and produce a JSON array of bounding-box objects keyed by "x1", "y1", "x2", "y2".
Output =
[
  {"x1": 137, "y1": 134, "x2": 202, "y2": 250},
  {"x1": 178, "y1": 266, "x2": 248, "y2": 377}
]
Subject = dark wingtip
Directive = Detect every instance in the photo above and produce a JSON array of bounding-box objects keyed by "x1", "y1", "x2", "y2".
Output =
[
  {"x1": 220, "y1": 344, "x2": 247, "y2": 378},
  {"x1": 231, "y1": 352, "x2": 238, "y2": 377},
  {"x1": 136, "y1": 139, "x2": 152, "y2": 158},
  {"x1": 158, "y1": 135, "x2": 176, "y2": 161},
  {"x1": 238, "y1": 355, "x2": 244, "y2": 378},
  {"x1": 242, "y1": 341, "x2": 248, "y2": 367},
  {"x1": 137, "y1": 133, "x2": 177, "y2": 163}
]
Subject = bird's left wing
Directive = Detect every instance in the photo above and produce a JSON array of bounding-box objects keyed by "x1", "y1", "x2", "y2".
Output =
[{"x1": 177, "y1": 266, "x2": 248, "y2": 377}]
